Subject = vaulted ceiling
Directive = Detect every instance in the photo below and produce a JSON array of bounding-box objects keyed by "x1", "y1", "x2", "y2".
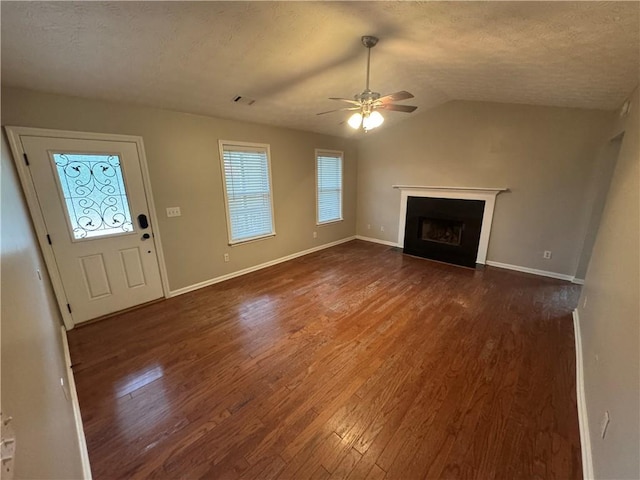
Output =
[{"x1": 2, "y1": 1, "x2": 639, "y2": 137}]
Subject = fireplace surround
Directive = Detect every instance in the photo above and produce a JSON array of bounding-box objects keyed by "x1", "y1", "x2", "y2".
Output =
[
  {"x1": 394, "y1": 186, "x2": 507, "y2": 267},
  {"x1": 404, "y1": 196, "x2": 485, "y2": 267}
]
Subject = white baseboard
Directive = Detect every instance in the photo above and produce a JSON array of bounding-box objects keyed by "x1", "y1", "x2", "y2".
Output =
[
  {"x1": 486, "y1": 260, "x2": 575, "y2": 282},
  {"x1": 355, "y1": 235, "x2": 400, "y2": 247},
  {"x1": 60, "y1": 326, "x2": 93, "y2": 480},
  {"x1": 169, "y1": 236, "x2": 356, "y2": 297},
  {"x1": 573, "y1": 309, "x2": 594, "y2": 480},
  {"x1": 355, "y1": 243, "x2": 584, "y2": 283}
]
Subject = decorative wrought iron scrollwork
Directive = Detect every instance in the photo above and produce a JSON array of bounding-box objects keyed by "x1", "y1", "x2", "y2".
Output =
[{"x1": 53, "y1": 153, "x2": 134, "y2": 239}]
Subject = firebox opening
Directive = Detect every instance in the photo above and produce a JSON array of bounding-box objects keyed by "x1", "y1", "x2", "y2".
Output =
[{"x1": 420, "y1": 218, "x2": 463, "y2": 246}]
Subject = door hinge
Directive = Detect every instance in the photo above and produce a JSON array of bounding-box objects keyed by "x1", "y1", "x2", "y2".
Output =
[
  {"x1": 23, "y1": 153, "x2": 29, "y2": 166},
  {"x1": 67, "y1": 304, "x2": 72, "y2": 314},
  {"x1": 46, "y1": 234, "x2": 52, "y2": 245}
]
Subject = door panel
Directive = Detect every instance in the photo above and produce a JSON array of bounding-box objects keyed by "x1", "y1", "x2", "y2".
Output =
[
  {"x1": 19, "y1": 134, "x2": 163, "y2": 323},
  {"x1": 120, "y1": 247, "x2": 146, "y2": 288},
  {"x1": 80, "y1": 254, "x2": 112, "y2": 299}
]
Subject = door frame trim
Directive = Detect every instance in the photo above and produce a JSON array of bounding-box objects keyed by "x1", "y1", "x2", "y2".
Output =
[{"x1": 5, "y1": 126, "x2": 171, "y2": 329}]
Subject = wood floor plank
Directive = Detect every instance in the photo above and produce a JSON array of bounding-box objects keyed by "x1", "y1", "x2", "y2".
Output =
[
  {"x1": 364, "y1": 464, "x2": 386, "y2": 480},
  {"x1": 310, "y1": 465, "x2": 332, "y2": 480},
  {"x1": 239, "y1": 455, "x2": 285, "y2": 480},
  {"x1": 328, "y1": 448, "x2": 362, "y2": 480},
  {"x1": 68, "y1": 240, "x2": 582, "y2": 479},
  {"x1": 275, "y1": 429, "x2": 334, "y2": 479},
  {"x1": 293, "y1": 432, "x2": 344, "y2": 480}
]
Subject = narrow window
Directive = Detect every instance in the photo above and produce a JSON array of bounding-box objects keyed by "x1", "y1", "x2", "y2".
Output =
[
  {"x1": 316, "y1": 150, "x2": 343, "y2": 224},
  {"x1": 219, "y1": 141, "x2": 275, "y2": 244}
]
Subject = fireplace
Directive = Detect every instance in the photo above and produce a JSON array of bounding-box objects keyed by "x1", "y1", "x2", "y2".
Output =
[
  {"x1": 404, "y1": 197, "x2": 485, "y2": 268},
  {"x1": 394, "y1": 186, "x2": 507, "y2": 268}
]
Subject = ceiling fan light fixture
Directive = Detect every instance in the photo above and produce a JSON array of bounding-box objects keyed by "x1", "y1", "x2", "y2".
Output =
[
  {"x1": 347, "y1": 112, "x2": 363, "y2": 129},
  {"x1": 363, "y1": 110, "x2": 384, "y2": 130},
  {"x1": 321, "y1": 35, "x2": 416, "y2": 128},
  {"x1": 348, "y1": 110, "x2": 384, "y2": 131}
]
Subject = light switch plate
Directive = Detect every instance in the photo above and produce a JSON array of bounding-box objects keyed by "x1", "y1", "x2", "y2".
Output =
[{"x1": 166, "y1": 207, "x2": 181, "y2": 217}]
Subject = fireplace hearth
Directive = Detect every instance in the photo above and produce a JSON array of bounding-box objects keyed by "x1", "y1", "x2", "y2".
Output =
[{"x1": 403, "y1": 196, "x2": 485, "y2": 268}]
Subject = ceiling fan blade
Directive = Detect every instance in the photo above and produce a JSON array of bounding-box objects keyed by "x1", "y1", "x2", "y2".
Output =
[
  {"x1": 329, "y1": 97, "x2": 361, "y2": 106},
  {"x1": 379, "y1": 103, "x2": 418, "y2": 113},
  {"x1": 317, "y1": 107, "x2": 361, "y2": 116},
  {"x1": 378, "y1": 91, "x2": 414, "y2": 103}
]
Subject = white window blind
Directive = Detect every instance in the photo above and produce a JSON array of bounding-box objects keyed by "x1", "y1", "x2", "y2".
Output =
[
  {"x1": 219, "y1": 141, "x2": 275, "y2": 244},
  {"x1": 316, "y1": 150, "x2": 343, "y2": 224}
]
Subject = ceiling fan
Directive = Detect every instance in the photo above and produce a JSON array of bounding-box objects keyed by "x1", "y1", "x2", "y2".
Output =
[{"x1": 318, "y1": 35, "x2": 418, "y2": 132}]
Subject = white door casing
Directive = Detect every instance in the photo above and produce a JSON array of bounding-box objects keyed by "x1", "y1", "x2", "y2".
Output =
[{"x1": 6, "y1": 127, "x2": 169, "y2": 328}]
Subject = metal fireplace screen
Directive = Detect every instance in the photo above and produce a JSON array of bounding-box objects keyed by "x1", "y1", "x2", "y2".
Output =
[{"x1": 420, "y1": 218, "x2": 463, "y2": 246}]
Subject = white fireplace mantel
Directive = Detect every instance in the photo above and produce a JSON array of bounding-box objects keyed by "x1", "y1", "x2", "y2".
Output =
[{"x1": 393, "y1": 185, "x2": 508, "y2": 265}]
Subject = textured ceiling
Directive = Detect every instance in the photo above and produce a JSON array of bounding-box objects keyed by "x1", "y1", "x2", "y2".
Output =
[{"x1": 2, "y1": 1, "x2": 639, "y2": 137}]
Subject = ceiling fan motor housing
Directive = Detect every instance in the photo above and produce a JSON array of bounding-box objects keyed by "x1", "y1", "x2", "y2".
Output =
[{"x1": 355, "y1": 90, "x2": 381, "y2": 105}]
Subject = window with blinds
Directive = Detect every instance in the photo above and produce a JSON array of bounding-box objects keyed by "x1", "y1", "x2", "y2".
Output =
[
  {"x1": 316, "y1": 150, "x2": 343, "y2": 225},
  {"x1": 219, "y1": 141, "x2": 275, "y2": 244}
]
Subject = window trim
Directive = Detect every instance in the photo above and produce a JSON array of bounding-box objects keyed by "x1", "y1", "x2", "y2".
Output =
[
  {"x1": 315, "y1": 149, "x2": 344, "y2": 226},
  {"x1": 218, "y1": 140, "x2": 276, "y2": 245}
]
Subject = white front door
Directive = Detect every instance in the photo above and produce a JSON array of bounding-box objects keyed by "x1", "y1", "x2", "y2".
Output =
[{"x1": 11, "y1": 130, "x2": 164, "y2": 324}]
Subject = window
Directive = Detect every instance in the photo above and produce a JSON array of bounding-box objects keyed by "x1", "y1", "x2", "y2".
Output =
[
  {"x1": 316, "y1": 150, "x2": 343, "y2": 224},
  {"x1": 219, "y1": 141, "x2": 275, "y2": 244},
  {"x1": 52, "y1": 153, "x2": 134, "y2": 240}
]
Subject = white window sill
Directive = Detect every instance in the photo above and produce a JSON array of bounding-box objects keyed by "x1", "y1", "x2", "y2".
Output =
[
  {"x1": 229, "y1": 232, "x2": 276, "y2": 247},
  {"x1": 316, "y1": 219, "x2": 343, "y2": 226}
]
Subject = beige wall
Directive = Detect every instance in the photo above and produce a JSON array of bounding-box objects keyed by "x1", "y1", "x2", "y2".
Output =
[
  {"x1": 577, "y1": 87, "x2": 639, "y2": 479},
  {"x1": 1, "y1": 134, "x2": 85, "y2": 478},
  {"x1": 1, "y1": 87, "x2": 358, "y2": 293},
  {"x1": 574, "y1": 135, "x2": 623, "y2": 280},
  {"x1": 356, "y1": 100, "x2": 613, "y2": 277}
]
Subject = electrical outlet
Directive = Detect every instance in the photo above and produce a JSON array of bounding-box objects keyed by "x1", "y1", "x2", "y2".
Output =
[
  {"x1": 313, "y1": 231, "x2": 317, "y2": 239},
  {"x1": 543, "y1": 250, "x2": 552, "y2": 259},
  {"x1": 601, "y1": 410, "x2": 610, "y2": 439},
  {"x1": 166, "y1": 207, "x2": 181, "y2": 217},
  {"x1": 367, "y1": 224, "x2": 371, "y2": 230},
  {"x1": 380, "y1": 226, "x2": 385, "y2": 232},
  {"x1": 223, "y1": 253, "x2": 230, "y2": 263}
]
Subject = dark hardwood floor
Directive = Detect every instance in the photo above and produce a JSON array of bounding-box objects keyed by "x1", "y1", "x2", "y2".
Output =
[{"x1": 68, "y1": 240, "x2": 582, "y2": 479}]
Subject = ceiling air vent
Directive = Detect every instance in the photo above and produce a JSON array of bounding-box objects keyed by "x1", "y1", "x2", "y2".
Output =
[{"x1": 232, "y1": 95, "x2": 256, "y2": 106}]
